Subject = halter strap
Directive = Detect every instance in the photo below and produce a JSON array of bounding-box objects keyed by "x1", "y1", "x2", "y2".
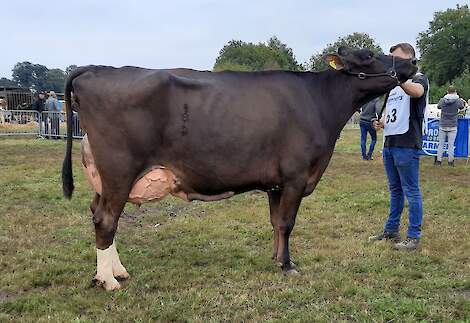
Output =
[{"x1": 342, "y1": 55, "x2": 400, "y2": 85}]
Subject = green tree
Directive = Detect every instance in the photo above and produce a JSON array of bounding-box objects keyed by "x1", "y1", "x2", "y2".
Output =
[
  {"x1": 417, "y1": 4, "x2": 470, "y2": 86},
  {"x1": 44, "y1": 68, "x2": 66, "y2": 93},
  {"x1": 452, "y1": 68, "x2": 470, "y2": 101},
  {"x1": 0, "y1": 77, "x2": 17, "y2": 87},
  {"x1": 429, "y1": 68, "x2": 470, "y2": 103},
  {"x1": 308, "y1": 32, "x2": 383, "y2": 72},
  {"x1": 12, "y1": 62, "x2": 48, "y2": 90},
  {"x1": 213, "y1": 36, "x2": 302, "y2": 72},
  {"x1": 11, "y1": 62, "x2": 67, "y2": 92}
]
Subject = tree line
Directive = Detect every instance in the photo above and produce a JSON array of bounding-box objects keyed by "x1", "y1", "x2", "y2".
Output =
[
  {"x1": 1, "y1": 4, "x2": 468, "y2": 103},
  {"x1": 0, "y1": 63, "x2": 78, "y2": 93}
]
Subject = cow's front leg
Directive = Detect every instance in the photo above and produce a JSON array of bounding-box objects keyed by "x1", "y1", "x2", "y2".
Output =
[
  {"x1": 93, "y1": 197, "x2": 127, "y2": 290},
  {"x1": 271, "y1": 183, "x2": 304, "y2": 275},
  {"x1": 268, "y1": 190, "x2": 281, "y2": 260},
  {"x1": 110, "y1": 240, "x2": 129, "y2": 280}
]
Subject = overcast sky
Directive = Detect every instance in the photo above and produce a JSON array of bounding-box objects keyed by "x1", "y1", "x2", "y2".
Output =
[{"x1": 0, "y1": 0, "x2": 464, "y2": 78}]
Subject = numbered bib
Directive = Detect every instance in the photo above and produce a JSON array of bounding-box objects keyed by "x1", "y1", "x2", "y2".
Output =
[{"x1": 384, "y1": 86, "x2": 410, "y2": 136}]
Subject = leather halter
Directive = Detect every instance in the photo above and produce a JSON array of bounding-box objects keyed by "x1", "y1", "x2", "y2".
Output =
[{"x1": 342, "y1": 55, "x2": 400, "y2": 85}]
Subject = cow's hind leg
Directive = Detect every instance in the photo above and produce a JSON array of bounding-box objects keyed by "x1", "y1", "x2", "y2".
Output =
[
  {"x1": 92, "y1": 191, "x2": 130, "y2": 290},
  {"x1": 270, "y1": 183, "x2": 304, "y2": 275}
]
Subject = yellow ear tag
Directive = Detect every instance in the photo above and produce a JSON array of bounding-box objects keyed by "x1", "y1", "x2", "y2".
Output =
[{"x1": 329, "y1": 60, "x2": 337, "y2": 69}]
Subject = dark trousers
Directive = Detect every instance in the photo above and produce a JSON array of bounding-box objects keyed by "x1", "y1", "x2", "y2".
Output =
[
  {"x1": 42, "y1": 115, "x2": 49, "y2": 136},
  {"x1": 51, "y1": 114, "x2": 60, "y2": 137},
  {"x1": 360, "y1": 120, "x2": 377, "y2": 159}
]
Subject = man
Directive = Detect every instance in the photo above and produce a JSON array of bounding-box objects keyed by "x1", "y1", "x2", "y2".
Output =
[
  {"x1": 359, "y1": 97, "x2": 382, "y2": 160},
  {"x1": 0, "y1": 98, "x2": 6, "y2": 125},
  {"x1": 369, "y1": 43, "x2": 428, "y2": 251},
  {"x1": 435, "y1": 86, "x2": 465, "y2": 167},
  {"x1": 32, "y1": 92, "x2": 46, "y2": 112},
  {"x1": 32, "y1": 92, "x2": 46, "y2": 129},
  {"x1": 45, "y1": 91, "x2": 60, "y2": 138}
]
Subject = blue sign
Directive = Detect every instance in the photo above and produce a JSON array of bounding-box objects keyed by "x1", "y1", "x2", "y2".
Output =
[{"x1": 422, "y1": 118, "x2": 469, "y2": 158}]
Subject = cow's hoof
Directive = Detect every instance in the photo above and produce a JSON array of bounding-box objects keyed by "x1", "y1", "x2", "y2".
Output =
[
  {"x1": 275, "y1": 260, "x2": 296, "y2": 268},
  {"x1": 93, "y1": 276, "x2": 121, "y2": 291},
  {"x1": 115, "y1": 271, "x2": 130, "y2": 281},
  {"x1": 279, "y1": 261, "x2": 299, "y2": 276},
  {"x1": 283, "y1": 268, "x2": 300, "y2": 276}
]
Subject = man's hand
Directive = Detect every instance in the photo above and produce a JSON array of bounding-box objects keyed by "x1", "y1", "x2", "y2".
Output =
[{"x1": 373, "y1": 120, "x2": 384, "y2": 130}]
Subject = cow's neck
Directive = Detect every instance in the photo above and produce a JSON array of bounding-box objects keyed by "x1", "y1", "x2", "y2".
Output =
[{"x1": 315, "y1": 71, "x2": 387, "y2": 136}]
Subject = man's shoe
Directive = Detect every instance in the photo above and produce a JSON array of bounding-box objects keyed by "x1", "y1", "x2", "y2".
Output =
[
  {"x1": 393, "y1": 237, "x2": 419, "y2": 251},
  {"x1": 434, "y1": 160, "x2": 442, "y2": 166},
  {"x1": 448, "y1": 161, "x2": 455, "y2": 167},
  {"x1": 368, "y1": 231, "x2": 401, "y2": 242}
]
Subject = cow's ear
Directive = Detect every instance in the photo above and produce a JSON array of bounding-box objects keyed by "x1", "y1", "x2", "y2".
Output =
[{"x1": 324, "y1": 54, "x2": 345, "y2": 71}]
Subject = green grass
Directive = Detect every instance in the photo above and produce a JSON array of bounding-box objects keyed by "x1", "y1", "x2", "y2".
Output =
[{"x1": 0, "y1": 130, "x2": 469, "y2": 322}]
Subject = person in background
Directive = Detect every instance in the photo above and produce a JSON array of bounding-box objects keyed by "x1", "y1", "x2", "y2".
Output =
[
  {"x1": 45, "y1": 91, "x2": 60, "y2": 138},
  {"x1": 359, "y1": 97, "x2": 382, "y2": 160},
  {"x1": 435, "y1": 86, "x2": 466, "y2": 166},
  {"x1": 369, "y1": 43, "x2": 428, "y2": 251},
  {"x1": 33, "y1": 92, "x2": 46, "y2": 112},
  {"x1": 0, "y1": 98, "x2": 6, "y2": 125},
  {"x1": 33, "y1": 92, "x2": 46, "y2": 129}
]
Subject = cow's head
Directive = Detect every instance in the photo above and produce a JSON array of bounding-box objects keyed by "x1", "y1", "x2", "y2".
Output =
[{"x1": 324, "y1": 46, "x2": 418, "y2": 92}]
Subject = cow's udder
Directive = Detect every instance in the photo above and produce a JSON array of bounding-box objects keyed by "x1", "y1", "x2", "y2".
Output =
[{"x1": 81, "y1": 134, "x2": 189, "y2": 204}]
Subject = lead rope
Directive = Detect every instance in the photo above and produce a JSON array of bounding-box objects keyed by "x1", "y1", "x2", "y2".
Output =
[{"x1": 377, "y1": 91, "x2": 390, "y2": 121}]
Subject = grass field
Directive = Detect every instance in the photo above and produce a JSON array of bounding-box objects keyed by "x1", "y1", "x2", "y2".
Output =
[{"x1": 0, "y1": 129, "x2": 469, "y2": 322}]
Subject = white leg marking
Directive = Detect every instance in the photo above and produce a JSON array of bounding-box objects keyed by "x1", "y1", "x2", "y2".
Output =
[
  {"x1": 110, "y1": 240, "x2": 129, "y2": 279},
  {"x1": 95, "y1": 242, "x2": 121, "y2": 290}
]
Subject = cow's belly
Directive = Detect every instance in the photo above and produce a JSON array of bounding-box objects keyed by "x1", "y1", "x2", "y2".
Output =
[{"x1": 81, "y1": 135, "x2": 189, "y2": 204}]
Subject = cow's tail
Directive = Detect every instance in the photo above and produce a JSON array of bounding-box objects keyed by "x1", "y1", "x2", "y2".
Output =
[{"x1": 62, "y1": 66, "x2": 90, "y2": 199}]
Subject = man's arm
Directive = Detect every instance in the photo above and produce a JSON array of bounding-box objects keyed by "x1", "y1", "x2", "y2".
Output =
[{"x1": 400, "y1": 81, "x2": 424, "y2": 98}]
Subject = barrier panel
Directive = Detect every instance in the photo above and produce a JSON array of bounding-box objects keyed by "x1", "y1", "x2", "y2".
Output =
[
  {"x1": 0, "y1": 110, "x2": 40, "y2": 136},
  {"x1": 421, "y1": 117, "x2": 469, "y2": 158},
  {"x1": 40, "y1": 111, "x2": 85, "y2": 139},
  {"x1": 0, "y1": 110, "x2": 84, "y2": 139}
]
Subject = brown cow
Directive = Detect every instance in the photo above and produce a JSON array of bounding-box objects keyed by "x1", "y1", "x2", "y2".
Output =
[{"x1": 62, "y1": 47, "x2": 417, "y2": 290}]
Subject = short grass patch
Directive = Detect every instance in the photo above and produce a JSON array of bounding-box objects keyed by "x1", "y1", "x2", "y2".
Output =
[{"x1": 0, "y1": 129, "x2": 469, "y2": 321}]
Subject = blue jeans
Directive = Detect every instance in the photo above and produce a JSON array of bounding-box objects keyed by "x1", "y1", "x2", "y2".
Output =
[
  {"x1": 360, "y1": 120, "x2": 377, "y2": 159},
  {"x1": 383, "y1": 147, "x2": 423, "y2": 239}
]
